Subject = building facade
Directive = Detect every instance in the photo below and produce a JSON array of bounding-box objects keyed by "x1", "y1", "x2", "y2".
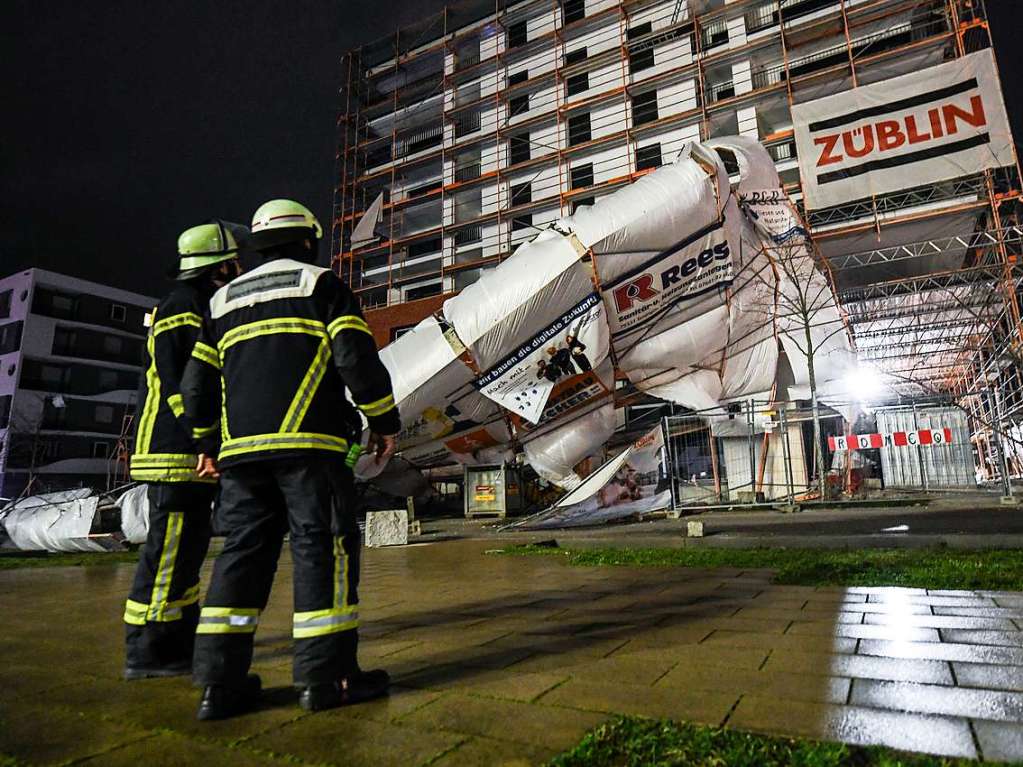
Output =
[
  {"x1": 332, "y1": 0, "x2": 1021, "y2": 475},
  {"x1": 0, "y1": 269, "x2": 154, "y2": 500}
]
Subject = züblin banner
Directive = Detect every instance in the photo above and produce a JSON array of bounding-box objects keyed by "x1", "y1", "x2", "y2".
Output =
[{"x1": 792, "y1": 49, "x2": 1014, "y2": 210}]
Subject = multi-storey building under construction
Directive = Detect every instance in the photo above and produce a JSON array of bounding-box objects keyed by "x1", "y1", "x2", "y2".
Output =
[{"x1": 332, "y1": 0, "x2": 1022, "y2": 483}]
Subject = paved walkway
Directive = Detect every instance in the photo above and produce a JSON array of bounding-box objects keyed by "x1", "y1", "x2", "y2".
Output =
[{"x1": 3, "y1": 540, "x2": 1023, "y2": 765}]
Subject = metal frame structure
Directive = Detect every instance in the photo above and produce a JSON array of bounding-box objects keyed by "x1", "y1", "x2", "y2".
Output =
[{"x1": 331, "y1": 0, "x2": 1023, "y2": 481}]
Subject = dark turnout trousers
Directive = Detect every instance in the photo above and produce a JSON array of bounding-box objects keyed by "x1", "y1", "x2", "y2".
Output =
[
  {"x1": 125, "y1": 482, "x2": 215, "y2": 668},
  {"x1": 193, "y1": 457, "x2": 361, "y2": 688}
]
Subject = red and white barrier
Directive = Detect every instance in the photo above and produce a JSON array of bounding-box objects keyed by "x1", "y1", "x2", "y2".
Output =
[{"x1": 828, "y1": 428, "x2": 953, "y2": 451}]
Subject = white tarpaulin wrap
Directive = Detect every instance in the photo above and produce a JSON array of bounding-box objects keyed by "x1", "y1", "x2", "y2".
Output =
[
  {"x1": 792, "y1": 50, "x2": 1014, "y2": 210},
  {"x1": 507, "y1": 427, "x2": 670, "y2": 529},
  {"x1": 368, "y1": 136, "x2": 850, "y2": 491},
  {"x1": 1, "y1": 489, "x2": 104, "y2": 552},
  {"x1": 117, "y1": 484, "x2": 150, "y2": 544}
]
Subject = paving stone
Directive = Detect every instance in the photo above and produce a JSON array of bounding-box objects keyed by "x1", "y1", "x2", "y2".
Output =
[
  {"x1": 867, "y1": 594, "x2": 995, "y2": 607},
  {"x1": 933, "y1": 606, "x2": 1023, "y2": 619},
  {"x1": 735, "y1": 607, "x2": 865, "y2": 624},
  {"x1": 973, "y1": 719, "x2": 1023, "y2": 763},
  {"x1": 786, "y1": 621, "x2": 942, "y2": 642},
  {"x1": 858, "y1": 638, "x2": 1023, "y2": 665},
  {"x1": 399, "y1": 693, "x2": 607, "y2": 751},
  {"x1": 429, "y1": 736, "x2": 556, "y2": 767},
  {"x1": 656, "y1": 662, "x2": 852, "y2": 705},
  {"x1": 862, "y1": 613, "x2": 1017, "y2": 630},
  {"x1": 952, "y1": 662, "x2": 1023, "y2": 692},
  {"x1": 539, "y1": 677, "x2": 738, "y2": 726},
  {"x1": 614, "y1": 644, "x2": 770, "y2": 671},
  {"x1": 941, "y1": 629, "x2": 1023, "y2": 647},
  {"x1": 0, "y1": 704, "x2": 154, "y2": 765},
  {"x1": 78, "y1": 731, "x2": 281, "y2": 766},
  {"x1": 701, "y1": 629, "x2": 858, "y2": 655},
  {"x1": 729, "y1": 697, "x2": 977, "y2": 758},
  {"x1": 764, "y1": 649, "x2": 954, "y2": 685},
  {"x1": 850, "y1": 678, "x2": 1023, "y2": 722},
  {"x1": 247, "y1": 710, "x2": 465, "y2": 767}
]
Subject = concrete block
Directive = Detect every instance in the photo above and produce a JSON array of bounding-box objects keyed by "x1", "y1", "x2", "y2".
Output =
[
  {"x1": 687, "y1": 521, "x2": 704, "y2": 538},
  {"x1": 1001, "y1": 496, "x2": 1019, "y2": 507},
  {"x1": 409, "y1": 520, "x2": 422, "y2": 537},
  {"x1": 365, "y1": 509, "x2": 409, "y2": 547}
]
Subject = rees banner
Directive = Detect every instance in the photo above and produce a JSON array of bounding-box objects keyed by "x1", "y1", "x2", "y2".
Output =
[
  {"x1": 792, "y1": 50, "x2": 1014, "y2": 210},
  {"x1": 601, "y1": 219, "x2": 732, "y2": 337}
]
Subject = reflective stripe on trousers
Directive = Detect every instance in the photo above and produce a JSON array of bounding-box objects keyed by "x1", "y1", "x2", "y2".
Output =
[{"x1": 196, "y1": 607, "x2": 261, "y2": 634}]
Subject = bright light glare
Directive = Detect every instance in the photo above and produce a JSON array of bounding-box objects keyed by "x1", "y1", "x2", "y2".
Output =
[{"x1": 845, "y1": 365, "x2": 886, "y2": 403}]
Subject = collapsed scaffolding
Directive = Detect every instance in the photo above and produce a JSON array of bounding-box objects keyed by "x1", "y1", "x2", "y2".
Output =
[{"x1": 331, "y1": 0, "x2": 1023, "y2": 499}]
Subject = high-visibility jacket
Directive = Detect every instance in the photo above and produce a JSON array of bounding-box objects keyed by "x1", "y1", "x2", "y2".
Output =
[
  {"x1": 185, "y1": 258, "x2": 399, "y2": 469},
  {"x1": 130, "y1": 283, "x2": 218, "y2": 483}
]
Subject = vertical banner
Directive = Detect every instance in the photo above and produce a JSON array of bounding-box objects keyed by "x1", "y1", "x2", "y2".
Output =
[{"x1": 793, "y1": 50, "x2": 1015, "y2": 210}]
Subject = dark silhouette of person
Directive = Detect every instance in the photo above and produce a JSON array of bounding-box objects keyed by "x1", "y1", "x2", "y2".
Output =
[
  {"x1": 565, "y1": 334, "x2": 592, "y2": 372},
  {"x1": 537, "y1": 356, "x2": 562, "y2": 382},
  {"x1": 550, "y1": 345, "x2": 576, "y2": 375}
]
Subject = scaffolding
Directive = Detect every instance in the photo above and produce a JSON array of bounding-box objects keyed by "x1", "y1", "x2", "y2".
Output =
[{"x1": 331, "y1": 0, "x2": 1023, "y2": 482}]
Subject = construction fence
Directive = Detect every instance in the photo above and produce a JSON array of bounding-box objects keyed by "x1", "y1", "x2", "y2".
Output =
[{"x1": 659, "y1": 397, "x2": 1015, "y2": 509}]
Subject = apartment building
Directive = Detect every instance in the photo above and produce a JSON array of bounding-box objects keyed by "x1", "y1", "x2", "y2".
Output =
[
  {"x1": 332, "y1": 0, "x2": 1021, "y2": 466},
  {"x1": 0, "y1": 269, "x2": 154, "y2": 499}
]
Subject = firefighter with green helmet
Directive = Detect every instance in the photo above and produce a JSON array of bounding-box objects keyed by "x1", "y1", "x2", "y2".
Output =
[
  {"x1": 123, "y1": 220, "x2": 245, "y2": 680},
  {"x1": 184, "y1": 199, "x2": 399, "y2": 720}
]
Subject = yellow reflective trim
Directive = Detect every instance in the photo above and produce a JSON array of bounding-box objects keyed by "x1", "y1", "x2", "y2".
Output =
[
  {"x1": 191, "y1": 341, "x2": 220, "y2": 368},
  {"x1": 335, "y1": 536, "x2": 350, "y2": 611},
  {"x1": 153, "y1": 312, "x2": 201, "y2": 336},
  {"x1": 357, "y1": 393, "x2": 395, "y2": 417},
  {"x1": 280, "y1": 337, "x2": 331, "y2": 432},
  {"x1": 197, "y1": 606, "x2": 260, "y2": 634},
  {"x1": 130, "y1": 468, "x2": 215, "y2": 483},
  {"x1": 135, "y1": 334, "x2": 160, "y2": 454},
  {"x1": 326, "y1": 314, "x2": 371, "y2": 338},
  {"x1": 124, "y1": 598, "x2": 148, "y2": 625},
  {"x1": 220, "y1": 373, "x2": 231, "y2": 441},
  {"x1": 192, "y1": 423, "x2": 218, "y2": 439},
  {"x1": 149, "y1": 512, "x2": 183, "y2": 620},
  {"x1": 292, "y1": 607, "x2": 359, "y2": 639},
  {"x1": 131, "y1": 452, "x2": 196, "y2": 467},
  {"x1": 167, "y1": 393, "x2": 184, "y2": 418},
  {"x1": 219, "y1": 318, "x2": 327, "y2": 353},
  {"x1": 201, "y1": 607, "x2": 260, "y2": 617},
  {"x1": 218, "y1": 432, "x2": 349, "y2": 460}
]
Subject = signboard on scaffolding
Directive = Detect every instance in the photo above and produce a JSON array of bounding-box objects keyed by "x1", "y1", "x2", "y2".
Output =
[
  {"x1": 792, "y1": 49, "x2": 1015, "y2": 210},
  {"x1": 828, "y1": 429, "x2": 953, "y2": 451}
]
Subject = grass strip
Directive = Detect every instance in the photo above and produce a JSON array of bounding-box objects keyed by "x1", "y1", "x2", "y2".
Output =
[
  {"x1": 498, "y1": 545, "x2": 1023, "y2": 591},
  {"x1": 548, "y1": 715, "x2": 1007, "y2": 767},
  {"x1": 0, "y1": 550, "x2": 139, "y2": 570}
]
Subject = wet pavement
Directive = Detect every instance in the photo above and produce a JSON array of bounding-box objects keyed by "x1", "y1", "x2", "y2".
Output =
[{"x1": 3, "y1": 539, "x2": 1023, "y2": 764}]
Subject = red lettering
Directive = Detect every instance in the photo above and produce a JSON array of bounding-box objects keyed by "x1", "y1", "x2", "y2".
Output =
[
  {"x1": 928, "y1": 107, "x2": 944, "y2": 139},
  {"x1": 876, "y1": 120, "x2": 905, "y2": 151},
  {"x1": 613, "y1": 274, "x2": 658, "y2": 312},
  {"x1": 905, "y1": 115, "x2": 931, "y2": 144},
  {"x1": 942, "y1": 94, "x2": 987, "y2": 135},
  {"x1": 842, "y1": 125, "x2": 875, "y2": 159},
  {"x1": 814, "y1": 133, "x2": 843, "y2": 167}
]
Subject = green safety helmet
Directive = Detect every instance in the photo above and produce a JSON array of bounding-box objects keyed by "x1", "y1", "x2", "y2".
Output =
[
  {"x1": 249, "y1": 199, "x2": 323, "y2": 251},
  {"x1": 172, "y1": 220, "x2": 246, "y2": 280}
]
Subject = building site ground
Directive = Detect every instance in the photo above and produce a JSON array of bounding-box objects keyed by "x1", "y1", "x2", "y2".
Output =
[{"x1": 5, "y1": 496, "x2": 1023, "y2": 765}]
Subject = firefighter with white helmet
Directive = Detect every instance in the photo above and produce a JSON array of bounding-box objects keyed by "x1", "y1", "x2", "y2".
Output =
[
  {"x1": 123, "y1": 220, "x2": 244, "y2": 680},
  {"x1": 185, "y1": 199, "x2": 399, "y2": 720}
]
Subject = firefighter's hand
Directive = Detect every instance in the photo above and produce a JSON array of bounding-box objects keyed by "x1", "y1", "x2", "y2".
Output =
[
  {"x1": 368, "y1": 432, "x2": 397, "y2": 464},
  {"x1": 196, "y1": 453, "x2": 220, "y2": 479}
]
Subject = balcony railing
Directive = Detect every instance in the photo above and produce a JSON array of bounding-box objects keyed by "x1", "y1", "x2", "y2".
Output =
[{"x1": 454, "y1": 161, "x2": 481, "y2": 182}]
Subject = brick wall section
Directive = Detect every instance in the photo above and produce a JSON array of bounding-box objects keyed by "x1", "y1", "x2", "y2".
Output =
[{"x1": 363, "y1": 293, "x2": 455, "y2": 349}]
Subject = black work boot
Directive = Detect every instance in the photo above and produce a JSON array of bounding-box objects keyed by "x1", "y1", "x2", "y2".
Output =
[
  {"x1": 196, "y1": 674, "x2": 262, "y2": 721},
  {"x1": 298, "y1": 668, "x2": 390, "y2": 712},
  {"x1": 124, "y1": 659, "x2": 192, "y2": 681}
]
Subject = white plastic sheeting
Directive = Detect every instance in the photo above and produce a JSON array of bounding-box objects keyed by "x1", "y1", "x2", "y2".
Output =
[
  {"x1": 117, "y1": 484, "x2": 150, "y2": 544},
  {"x1": 371, "y1": 136, "x2": 852, "y2": 488},
  {"x1": 1, "y1": 489, "x2": 104, "y2": 552}
]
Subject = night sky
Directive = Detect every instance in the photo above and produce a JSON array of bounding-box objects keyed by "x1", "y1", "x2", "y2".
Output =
[{"x1": 6, "y1": 1, "x2": 1022, "y2": 298}]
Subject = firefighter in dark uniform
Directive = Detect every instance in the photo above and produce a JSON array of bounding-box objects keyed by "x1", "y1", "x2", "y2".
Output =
[
  {"x1": 123, "y1": 221, "x2": 244, "y2": 680},
  {"x1": 185, "y1": 199, "x2": 400, "y2": 720}
]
